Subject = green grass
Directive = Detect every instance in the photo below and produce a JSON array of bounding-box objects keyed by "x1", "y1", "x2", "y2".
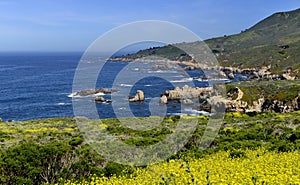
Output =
[
  {"x1": 226, "y1": 80, "x2": 300, "y2": 105},
  {"x1": 114, "y1": 8, "x2": 300, "y2": 75}
]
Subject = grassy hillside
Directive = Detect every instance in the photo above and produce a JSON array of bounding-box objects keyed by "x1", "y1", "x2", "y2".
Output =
[
  {"x1": 207, "y1": 8, "x2": 300, "y2": 74},
  {"x1": 117, "y1": 8, "x2": 300, "y2": 75}
]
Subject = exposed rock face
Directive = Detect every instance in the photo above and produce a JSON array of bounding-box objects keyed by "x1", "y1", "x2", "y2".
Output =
[
  {"x1": 187, "y1": 64, "x2": 297, "y2": 81},
  {"x1": 74, "y1": 88, "x2": 119, "y2": 96},
  {"x1": 261, "y1": 95, "x2": 300, "y2": 113},
  {"x1": 226, "y1": 88, "x2": 300, "y2": 113},
  {"x1": 94, "y1": 96, "x2": 112, "y2": 103},
  {"x1": 282, "y1": 73, "x2": 296, "y2": 80},
  {"x1": 246, "y1": 98, "x2": 265, "y2": 113},
  {"x1": 188, "y1": 65, "x2": 287, "y2": 81},
  {"x1": 95, "y1": 96, "x2": 106, "y2": 102},
  {"x1": 195, "y1": 96, "x2": 226, "y2": 113},
  {"x1": 180, "y1": 98, "x2": 194, "y2": 105},
  {"x1": 228, "y1": 72, "x2": 235, "y2": 79},
  {"x1": 129, "y1": 90, "x2": 145, "y2": 102},
  {"x1": 0, "y1": 118, "x2": 2, "y2": 122},
  {"x1": 225, "y1": 97, "x2": 265, "y2": 113},
  {"x1": 226, "y1": 99, "x2": 248, "y2": 112},
  {"x1": 162, "y1": 85, "x2": 212, "y2": 101},
  {"x1": 151, "y1": 63, "x2": 175, "y2": 71},
  {"x1": 160, "y1": 95, "x2": 168, "y2": 104},
  {"x1": 191, "y1": 86, "x2": 300, "y2": 113},
  {"x1": 184, "y1": 66, "x2": 195, "y2": 70}
]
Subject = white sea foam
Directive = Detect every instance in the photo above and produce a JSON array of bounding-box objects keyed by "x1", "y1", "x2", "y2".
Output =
[
  {"x1": 67, "y1": 93, "x2": 77, "y2": 98},
  {"x1": 148, "y1": 70, "x2": 178, "y2": 74},
  {"x1": 120, "y1": 84, "x2": 133, "y2": 87},
  {"x1": 67, "y1": 92, "x2": 105, "y2": 98},
  {"x1": 195, "y1": 78, "x2": 230, "y2": 82},
  {"x1": 170, "y1": 78, "x2": 193, "y2": 83},
  {"x1": 56, "y1": 102, "x2": 71, "y2": 106},
  {"x1": 147, "y1": 70, "x2": 163, "y2": 73},
  {"x1": 184, "y1": 108, "x2": 212, "y2": 116},
  {"x1": 94, "y1": 92, "x2": 105, "y2": 96}
]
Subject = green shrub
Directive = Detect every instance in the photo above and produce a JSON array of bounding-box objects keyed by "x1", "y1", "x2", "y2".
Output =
[
  {"x1": 104, "y1": 161, "x2": 134, "y2": 177},
  {"x1": 229, "y1": 150, "x2": 246, "y2": 158}
]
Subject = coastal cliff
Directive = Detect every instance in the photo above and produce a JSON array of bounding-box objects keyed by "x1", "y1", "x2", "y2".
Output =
[{"x1": 160, "y1": 80, "x2": 300, "y2": 114}]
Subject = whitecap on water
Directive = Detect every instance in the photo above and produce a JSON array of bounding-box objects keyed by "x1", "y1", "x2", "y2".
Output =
[
  {"x1": 56, "y1": 102, "x2": 71, "y2": 106},
  {"x1": 170, "y1": 78, "x2": 193, "y2": 83},
  {"x1": 183, "y1": 108, "x2": 212, "y2": 116},
  {"x1": 120, "y1": 84, "x2": 133, "y2": 87},
  {"x1": 67, "y1": 92, "x2": 105, "y2": 98},
  {"x1": 67, "y1": 93, "x2": 77, "y2": 98},
  {"x1": 94, "y1": 92, "x2": 105, "y2": 96}
]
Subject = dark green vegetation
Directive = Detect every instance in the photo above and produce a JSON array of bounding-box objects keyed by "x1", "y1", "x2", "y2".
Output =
[
  {"x1": 118, "y1": 8, "x2": 300, "y2": 75},
  {"x1": 120, "y1": 44, "x2": 192, "y2": 62},
  {"x1": 1, "y1": 110, "x2": 300, "y2": 184},
  {"x1": 0, "y1": 118, "x2": 108, "y2": 184}
]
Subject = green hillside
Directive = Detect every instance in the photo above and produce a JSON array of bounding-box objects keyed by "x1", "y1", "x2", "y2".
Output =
[
  {"x1": 117, "y1": 8, "x2": 300, "y2": 75},
  {"x1": 207, "y1": 8, "x2": 300, "y2": 73}
]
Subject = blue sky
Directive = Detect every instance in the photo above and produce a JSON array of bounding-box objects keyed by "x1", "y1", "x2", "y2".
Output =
[{"x1": 1, "y1": 0, "x2": 300, "y2": 52}]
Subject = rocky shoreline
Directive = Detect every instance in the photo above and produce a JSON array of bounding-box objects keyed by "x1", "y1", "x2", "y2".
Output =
[
  {"x1": 72, "y1": 88, "x2": 119, "y2": 97},
  {"x1": 72, "y1": 79, "x2": 300, "y2": 115},
  {"x1": 109, "y1": 57, "x2": 298, "y2": 81},
  {"x1": 72, "y1": 58, "x2": 300, "y2": 114}
]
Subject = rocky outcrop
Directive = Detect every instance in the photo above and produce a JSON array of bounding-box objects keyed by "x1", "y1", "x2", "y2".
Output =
[
  {"x1": 246, "y1": 98, "x2": 265, "y2": 113},
  {"x1": 94, "y1": 96, "x2": 112, "y2": 103},
  {"x1": 180, "y1": 98, "x2": 194, "y2": 105},
  {"x1": 261, "y1": 95, "x2": 300, "y2": 113},
  {"x1": 184, "y1": 64, "x2": 297, "y2": 81},
  {"x1": 74, "y1": 88, "x2": 119, "y2": 97},
  {"x1": 160, "y1": 95, "x2": 168, "y2": 104},
  {"x1": 195, "y1": 96, "x2": 226, "y2": 112},
  {"x1": 129, "y1": 90, "x2": 145, "y2": 102},
  {"x1": 186, "y1": 85, "x2": 300, "y2": 113},
  {"x1": 227, "y1": 72, "x2": 235, "y2": 79},
  {"x1": 151, "y1": 63, "x2": 175, "y2": 71},
  {"x1": 225, "y1": 97, "x2": 265, "y2": 113},
  {"x1": 162, "y1": 85, "x2": 212, "y2": 102},
  {"x1": 226, "y1": 88, "x2": 300, "y2": 113},
  {"x1": 281, "y1": 73, "x2": 296, "y2": 80}
]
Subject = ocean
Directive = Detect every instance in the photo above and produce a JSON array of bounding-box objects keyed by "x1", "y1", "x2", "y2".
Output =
[{"x1": 0, "y1": 52, "x2": 243, "y2": 122}]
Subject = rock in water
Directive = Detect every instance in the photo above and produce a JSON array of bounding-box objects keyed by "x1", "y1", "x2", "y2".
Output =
[
  {"x1": 94, "y1": 96, "x2": 112, "y2": 103},
  {"x1": 129, "y1": 90, "x2": 145, "y2": 102},
  {"x1": 94, "y1": 96, "x2": 106, "y2": 102},
  {"x1": 160, "y1": 95, "x2": 168, "y2": 104},
  {"x1": 74, "y1": 88, "x2": 119, "y2": 97},
  {"x1": 228, "y1": 72, "x2": 235, "y2": 79},
  {"x1": 162, "y1": 85, "x2": 212, "y2": 101},
  {"x1": 181, "y1": 99, "x2": 194, "y2": 105}
]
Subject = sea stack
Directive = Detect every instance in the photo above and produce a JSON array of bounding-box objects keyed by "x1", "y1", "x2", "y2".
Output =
[{"x1": 129, "y1": 90, "x2": 145, "y2": 102}]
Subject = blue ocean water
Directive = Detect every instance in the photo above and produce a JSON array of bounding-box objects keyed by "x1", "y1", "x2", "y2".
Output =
[
  {"x1": 0, "y1": 52, "x2": 242, "y2": 122},
  {"x1": 0, "y1": 52, "x2": 80, "y2": 121}
]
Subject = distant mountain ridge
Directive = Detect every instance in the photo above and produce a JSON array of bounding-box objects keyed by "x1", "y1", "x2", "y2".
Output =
[{"x1": 116, "y1": 8, "x2": 300, "y2": 76}]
